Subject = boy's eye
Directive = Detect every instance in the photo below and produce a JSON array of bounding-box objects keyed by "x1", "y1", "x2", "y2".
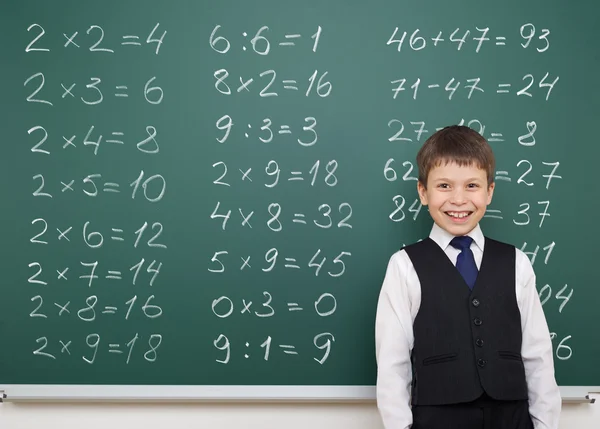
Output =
[
  {"x1": 437, "y1": 183, "x2": 449, "y2": 189},
  {"x1": 468, "y1": 183, "x2": 480, "y2": 188}
]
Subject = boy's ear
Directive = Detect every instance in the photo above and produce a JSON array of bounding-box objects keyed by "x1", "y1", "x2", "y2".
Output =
[
  {"x1": 486, "y1": 181, "x2": 495, "y2": 205},
  {"x1": 417, "y1": 180, "x2": 428, "y2": 205}
]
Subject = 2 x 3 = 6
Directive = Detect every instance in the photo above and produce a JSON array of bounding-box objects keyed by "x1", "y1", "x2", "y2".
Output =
[{"x1": 24, "y1": 74, "x2": 164, "y2": 106}]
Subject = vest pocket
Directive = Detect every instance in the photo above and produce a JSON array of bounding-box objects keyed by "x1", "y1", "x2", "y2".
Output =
[
  {"x1": 498, "y1": 351, "x2": 523, "y2": 361},
  {"x1": 422, "y1": 353, "x2": 458, "y2": 366}
]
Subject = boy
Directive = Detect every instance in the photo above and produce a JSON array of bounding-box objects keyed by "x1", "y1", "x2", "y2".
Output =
[{"x1": 375, "y1": 126, "x2": 561, "y2": 429}]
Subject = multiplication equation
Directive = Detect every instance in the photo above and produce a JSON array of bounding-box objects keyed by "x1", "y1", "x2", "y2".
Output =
[
  {"x1": 211, "y1": 159, "x2": 339, "y2": 188},
  {"x1": 211, "y1": 291, "x2": 337, "y2": 319},
  {"x1": 210, "y1": 201, "x2": 353, "y2": 231},
  {"x1": 386, "y1": 23, "x2": 550, "y2": 53},
  {"x1": 32, "y1": 332, "x2": 163, "y2": 364},
  {"x1": 28, "y1": 258, "x2": 162, "y2": 287},
  {"x1": 29, "y1": 219, "x2": 167, "y2": 249},
  {"x1": 25, "y1": 23, "x2": 166, "y2": 54},
  {"x1": 24, "y1": 73, "x2": 164, "y2": 106},
  {"x1": 208, "y1": 247, "x2": 351, "y2": 277},
  {"x1": 29, "y1": 293, "x2": 163, "y2": 321},
  {"x1": 214, "y1": 69, "x2": 331, "y2": 97},
  {"x1": 31, "y1": 171, "x2": 166, "y2": 202},
  {"x1": 28, "y1": 125, "x2": 161, "y2": 156}
]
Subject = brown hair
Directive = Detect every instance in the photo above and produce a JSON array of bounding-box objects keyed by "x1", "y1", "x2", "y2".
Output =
[{"x1": 416, "y1": 125, "x2": 495, "y2": 187}]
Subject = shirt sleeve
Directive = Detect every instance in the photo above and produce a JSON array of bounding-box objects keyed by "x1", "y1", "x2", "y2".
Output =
[
  {"x1": 516, "y1": 249, "x2": 562, "y2": 429},
  {"x1": 375, "y1": 252, "x2": 414, "y2": 429}
]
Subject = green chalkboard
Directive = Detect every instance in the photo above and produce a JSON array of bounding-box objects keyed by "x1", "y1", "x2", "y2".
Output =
[{"x1": 1, "y1": 0, "x2": 599, "y2": 395}]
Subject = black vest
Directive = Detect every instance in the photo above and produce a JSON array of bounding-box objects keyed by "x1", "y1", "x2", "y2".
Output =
[{"x1": 404, "y1": 237, "x2": 529, "y2": 406}]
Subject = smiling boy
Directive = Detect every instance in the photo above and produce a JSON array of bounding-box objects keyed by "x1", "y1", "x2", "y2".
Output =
[{"x1": 375, "y1": 126, "x2": 561, "y2": 429}]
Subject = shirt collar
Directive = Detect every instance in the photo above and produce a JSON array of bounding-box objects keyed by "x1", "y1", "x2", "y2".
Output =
[{"x1": 429, "y1": 222, "x2": 485, "y2": 252}]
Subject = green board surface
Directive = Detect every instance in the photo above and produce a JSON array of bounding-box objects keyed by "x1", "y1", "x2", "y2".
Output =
[{"x1": 1, "y1": 0, "x2": 598, "y2": 390}]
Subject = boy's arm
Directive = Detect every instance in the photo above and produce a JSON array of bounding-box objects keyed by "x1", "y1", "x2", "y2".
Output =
[
  {"x1": 517, "y1": 250, "x2": 562, "y2": 429},
  {"x1": 375, "y1": 252, "x2": 414, "y2": 429}
]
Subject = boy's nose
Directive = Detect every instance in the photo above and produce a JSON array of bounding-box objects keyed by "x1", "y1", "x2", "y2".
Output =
[{"x1": 450, "y1": 190, "x2": 467, "y2": 204}]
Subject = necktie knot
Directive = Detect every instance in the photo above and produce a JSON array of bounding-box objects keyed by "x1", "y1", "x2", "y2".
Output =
[{"x1": 450, "y1": 235, "x2": 473, "y2": 251}]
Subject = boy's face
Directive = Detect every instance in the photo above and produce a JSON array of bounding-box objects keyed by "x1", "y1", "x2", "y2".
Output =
[{"x1": 417, "y1": 161, "x2": 494, "y2": 236}]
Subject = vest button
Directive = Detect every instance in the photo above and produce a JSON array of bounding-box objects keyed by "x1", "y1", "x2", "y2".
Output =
[
  {"x1": 477, "y1": 359, "x2": 487, "y2": 368},
  {"x1": 474, "y1": 318, "x2": 482, "y2": 326},
  {"x1": 472, "y1": 298, "x2": 480, "y2": 307},
  {"x1": 476, "y1": 338, "x2": 484, "y2": 347}
]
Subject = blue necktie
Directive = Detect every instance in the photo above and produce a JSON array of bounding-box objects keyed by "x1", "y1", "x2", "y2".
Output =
[{"x1": 450, "y1": 236, "x2": 478, "y2": 290}]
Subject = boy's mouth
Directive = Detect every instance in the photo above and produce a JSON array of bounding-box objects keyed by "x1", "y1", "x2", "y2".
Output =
[{"x1": 445, "y1": 211, "x2": 473, "y2": 222}]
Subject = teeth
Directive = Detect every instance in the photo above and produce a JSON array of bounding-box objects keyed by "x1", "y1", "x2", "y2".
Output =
[{"x1": 447, "y1": 212, "x2": 470, "y2": 218}]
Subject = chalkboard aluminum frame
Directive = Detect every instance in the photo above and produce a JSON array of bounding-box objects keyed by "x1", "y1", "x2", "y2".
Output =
[{"x1": 0, "y1": 385, "x2": 597, "y2": 403}]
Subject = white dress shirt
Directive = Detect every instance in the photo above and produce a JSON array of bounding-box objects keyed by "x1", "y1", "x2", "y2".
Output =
[{"x1": 375, "y1": 222, "x2": 561, "y2": 429}]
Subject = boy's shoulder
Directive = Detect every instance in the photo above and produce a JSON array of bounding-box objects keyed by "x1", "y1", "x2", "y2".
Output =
[
  {"x1": 400, "y1": 238, "x2": 430, "y2": 251},
  {"x1": 482, "y1": 236, "x2": 531, "y2": 261},
  {"x1": 398, "y1": 238, "x2": 435, "y2": 257},
  {"x1": 483, "y1": 235, "x2": 515, "y2": 250},
  {"x1": 398, "y1": 238, "x2": 438, "y2": 263},
  {"x1": 477, "y1": 236, "x2": 535, "y2": 271}
]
